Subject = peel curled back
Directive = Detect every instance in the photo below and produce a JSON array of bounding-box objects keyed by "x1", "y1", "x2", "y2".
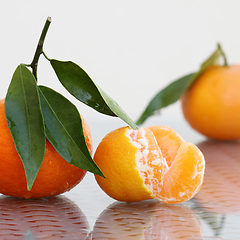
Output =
[
  {"x1": 94, "y1": 126, "x2": 205, "y2": 203},
  {"x1": 94, "y1": 127, "x2": 160, "y2": 202}
]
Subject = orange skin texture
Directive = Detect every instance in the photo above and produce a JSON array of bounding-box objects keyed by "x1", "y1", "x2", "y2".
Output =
[
  {"x1": 94, "y1": 127, "x2": 156, "y2": 202},
  {"x1": 181, "y1": 65, "x2": 240, "y2": 140},
  {"x1": 94, "y1": 125, "x2": 205, "y2": 204},
  {"x1": 0, "y1": 99, "x2": 92, "y2": 199}
]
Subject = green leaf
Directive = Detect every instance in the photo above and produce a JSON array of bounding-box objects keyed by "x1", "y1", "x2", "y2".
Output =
[
  {"x1": 136, "y1": 73, "x2": 194, "y2": 125},
  {"x1": 38, "y1": 85, "x2": 104, "y2": 177},
  {"x1": 136, "y1": 44, "x2": 225, "y2": 125},
  {"x1": 5, "y1": 64, "x2": 46, "y2": 190},
  {"x1": 50, "y1": 60, "x2": 138, "y2": 130}
]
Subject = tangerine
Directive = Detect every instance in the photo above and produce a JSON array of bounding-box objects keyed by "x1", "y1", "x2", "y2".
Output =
[
  {"x1": 94, "y1": 125, "x2": 205, "y2": 204},
  {"x1": 0, "y1": 99, "x2": 92, "y2": 199},
  {"x1": 181, "y1": 65, "x2": 240, "y2": 140}
]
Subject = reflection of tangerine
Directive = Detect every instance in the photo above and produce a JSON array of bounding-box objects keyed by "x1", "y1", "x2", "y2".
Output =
[
  {"x1": 181, "y1": 65, "x2": 240, "y2": 140},
  {"x1": 0, "y1": 99, "x2": 92, "y2": 199},
  {"x1": 94, "y1": 125, "x2": 205, "y2": 203},
  {"x1": 194, "y1": 140, "x2": 240, "y2": 213},
  {"x1": 0, "y1": 195, "x2": 90, "y2": 239},
  {"x1": 92, "y1": 199, "x2": 203, "y2": 239}
]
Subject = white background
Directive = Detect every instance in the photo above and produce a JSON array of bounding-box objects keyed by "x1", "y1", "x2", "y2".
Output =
[{"x1": 0, "y1": 0, "x2": 239, "y2": 145}]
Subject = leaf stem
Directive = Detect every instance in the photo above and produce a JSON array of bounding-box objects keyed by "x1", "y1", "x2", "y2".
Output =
[
  {"x1": 42, "y1": 51, "x2": 51, "y2": 61},
  {"x1": 30, "y1": 17, "x2": 52, "y2": 80}
]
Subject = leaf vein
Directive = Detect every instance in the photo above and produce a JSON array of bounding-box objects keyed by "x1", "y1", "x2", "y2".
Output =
[{"x1": 20, "y1": 66, "x2": 32, "y2": 163}]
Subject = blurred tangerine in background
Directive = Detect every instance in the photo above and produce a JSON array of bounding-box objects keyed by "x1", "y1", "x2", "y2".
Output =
[{"x1": 182, "y1": 65, "x2": 240, "y2": 140}]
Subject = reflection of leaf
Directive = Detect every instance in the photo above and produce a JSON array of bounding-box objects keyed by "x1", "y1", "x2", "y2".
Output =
[
  {"x1": 5, "y1": 64, "x2": 46, "y2": 190},
  {"x1": 26, "y1": 229, "x2": 36, "y2": 240},
  {"x1": 201, "y1": 212, "x2": 225, "y2": 236},
  {"x1": 136, "y1": 44, "x2": 224, "y2": 125},
  {"x1": 50, "y1": 60, "x2": 138, "y2": 130},
  {"x1": 38, "y1": 86, "x2": 104, "y2": 177},
  {"x1": 189, "y1": 199, "x2": 225, "y2": 237}
]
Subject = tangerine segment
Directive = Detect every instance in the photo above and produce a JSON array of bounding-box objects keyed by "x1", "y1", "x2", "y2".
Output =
[
  {"x1": 148, "y1": 125, "x2": 185, "y2": 167},
  {"x1": 156, "y1": 142, "x2": 205, "y2": 204},
  {"x1": 94, "y1": 127, "x2": 166, "y2": 202}
]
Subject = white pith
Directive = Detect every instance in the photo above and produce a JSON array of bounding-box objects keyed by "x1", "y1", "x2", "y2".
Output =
[{"x1": 126, "y1": 128, "x2": 164, "y2": 195}]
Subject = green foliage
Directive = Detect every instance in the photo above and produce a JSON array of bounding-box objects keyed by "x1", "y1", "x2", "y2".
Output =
[
  {"x1": 136, "y1": 73, "x2": 194, "y2": 125},
  {"x1": 136, "y1": 44, "x2": 225, "y2": 125},
  {"x1": 50, "y1": 60, "x2": 138, "y2": 130},
  {"x1": 5, "y1": 65, "x2": 46, "y2": 190},
  {"x1": 4, "y1": 17, "x2": 138, "y2": 190},
  {"x1": 38, "y1": 86, "x2": 103, "y2": 177}
]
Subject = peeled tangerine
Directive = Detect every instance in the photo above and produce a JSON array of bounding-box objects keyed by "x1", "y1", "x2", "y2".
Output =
[{"x1": 94, "y1": 125, "x2": 205, "y2": 204}]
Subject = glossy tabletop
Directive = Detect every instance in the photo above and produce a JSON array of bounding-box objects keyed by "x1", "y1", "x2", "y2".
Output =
[{"x1": 0, "y1": 115, "x2": 240, "y2": 239}]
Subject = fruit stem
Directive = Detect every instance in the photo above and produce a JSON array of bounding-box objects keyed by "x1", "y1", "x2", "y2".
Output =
[
  {"x1": 222, "y1": 51, "x2": 228, "y2": 66},
  {"x1": 218, "y1": 43, "x2": 228, "y2": 66},
  {"x1": 30, "y1": 17, "x2": 52, "y2": 80}
]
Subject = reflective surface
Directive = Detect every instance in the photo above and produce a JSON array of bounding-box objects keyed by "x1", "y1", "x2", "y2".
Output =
[
  {"x1": 0, "y1": 195, "x2": 90, "y2": 239},
  {"x1": 1, "y1": 117, "x2": 240, "y2": 239}
]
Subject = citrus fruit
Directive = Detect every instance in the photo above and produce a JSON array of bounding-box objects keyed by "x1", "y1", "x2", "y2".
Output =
[
  {"x1": 0, "y1": 98, "x2": 92, "y2": 199},
  {"x1": 94, "y1": 125, "x2": 205, "y2": 204},
  {"x1": 0, "y1": 195, "x2": 90, "y2": 239},
  {"x1": 181, "y1": 65, "x2": 240, "y2": 140},
  {"x1": 92, "y1": 200, "x2": 203, "y2": 239}
]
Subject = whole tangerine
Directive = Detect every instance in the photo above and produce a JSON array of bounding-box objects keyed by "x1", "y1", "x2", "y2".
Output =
[
  {"x1": 181, "y1": 65, "x2": 240, "y2": 140},
  {"x1": 0, "y1": 98, "x2": 93, "y2": 199}
]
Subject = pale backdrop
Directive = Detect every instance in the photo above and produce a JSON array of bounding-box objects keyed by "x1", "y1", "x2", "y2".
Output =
[{"x1": 0, "y1": 0, "x2": 239, "y2": 145}]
